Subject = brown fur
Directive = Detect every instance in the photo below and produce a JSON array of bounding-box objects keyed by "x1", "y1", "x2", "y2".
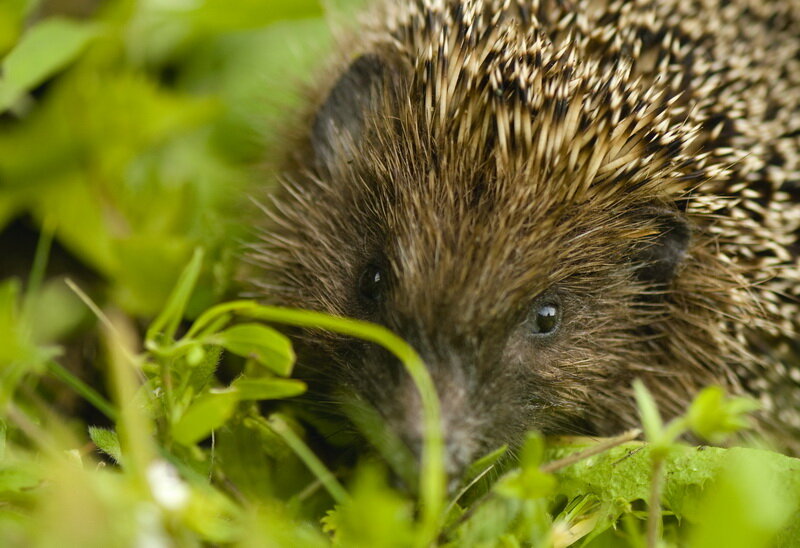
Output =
[{"x1": 250, "y1": 0, "x2": 800, "y2": 472}]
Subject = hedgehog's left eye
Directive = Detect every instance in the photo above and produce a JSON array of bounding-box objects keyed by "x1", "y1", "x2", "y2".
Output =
[
  {"x1": 358, "y1": 263, "x2": 387, "y2": 304},
  {"x1": 529, "y1": 302, "x2": 560, "y2": 336}
]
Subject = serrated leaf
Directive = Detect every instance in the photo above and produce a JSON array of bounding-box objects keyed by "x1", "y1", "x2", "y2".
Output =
[
  {"x1": 547, "y1": 440, "x2": 800, "y2": 528},
  {"x1": 0, "y1": 18, "x2": 99, "y2": 111},
  {"x1": 230, "y1": 377, "x2": 306, "y2": 401},
  {"x1": 88, "y1": 427, "x2": 122, "y2": 464},
  {"x1": 172, "y1": 390, "x2": 238, "y2": 446},
  {"x1": 210, "y1": 323, "x2": 295, "y2": 376}
]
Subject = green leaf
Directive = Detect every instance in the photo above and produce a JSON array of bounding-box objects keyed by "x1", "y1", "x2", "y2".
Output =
[
  {"x1": 492, "y1": 433, "x2": 555, "y2": 501},
  {"x1": 185, "y1": 0, "x2": 323, "y2": 32},
  {"x1": 322, "y1": 464, "x2": 415, "y2": 547},
  {"x1": 88, "y1": 427, "x2": 122, "y2": 464},
  {"x1": 463, "y1": 445, "x2": 508, "y2": 486},
  {"x1": 172, "y1": 390, "x2": 238, "y2": 446},
  {"x1": 686, "y1": 386, "x2": 759, "y2": 444},
  {"x1": 519, "y1": 432, "x2": 546, "y2": 469},
  {"x1": 633, "y1": 380, "x2": 663, "y2": 444},
  {"x1": 146, "y1": 248, "x2": 204, "y2": 346},
  {"x1": 548, "y1": 440, "x2": 800, "y2": 530},
  {"x1": 0, "y1": 18, "x2": 99, "y2": 111},
  {"x1": 209, "y1": 323, "x2": 295, "y2": 377},
  {"x1": 494, "y1": 468, "x2": 556, "y2": 501},
  {"x1": 186, "y1": 344, "x2": 206, "y2": 367},
  {"x1": 0, "y1": 419, "x2": 6, "y2": 461},
  {"x1": 0, "y1": 465, "x2": 41, "y2": 494},
  {"x1": 230, "y1": 377, "x2": 306, "y2": 401},
  {"x1": 689, "y1": 450, "x2": 797, "y2": 547},
  {"x1": 112, "y1": 236, "x2": 194, "y2": 318},
  {"x1": 0, "y1": 0, "x2": 37, "y2": 57}
]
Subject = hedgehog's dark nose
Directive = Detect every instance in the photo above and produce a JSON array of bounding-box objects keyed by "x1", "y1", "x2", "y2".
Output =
[
  {"x1": 400, "y1": 427, "x2": 475, "y2": 495},
  {"x1": 396, "y1": 387, "x2": 482, "y2": 494}
]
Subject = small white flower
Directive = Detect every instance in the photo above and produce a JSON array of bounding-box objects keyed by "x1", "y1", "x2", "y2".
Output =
[
  {"x1": 146, "y1": 460, "x2": 189, "y2": 511},
  {"x1": 135, "y1": 504, "x2": 170, "y2": 548}
]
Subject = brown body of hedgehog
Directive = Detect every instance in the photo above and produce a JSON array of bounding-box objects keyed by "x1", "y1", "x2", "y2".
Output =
[{"x1": 251, "y1": 0, "x2": 800, "y2": 476}]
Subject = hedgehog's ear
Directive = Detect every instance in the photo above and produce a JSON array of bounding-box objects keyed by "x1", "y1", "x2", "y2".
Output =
[
  {"x1": 312, "y1": 54, "x2": 389, "y2": 171},
  {"x1": 631, "y1": 207, "x2": 692, "y2": 289}
]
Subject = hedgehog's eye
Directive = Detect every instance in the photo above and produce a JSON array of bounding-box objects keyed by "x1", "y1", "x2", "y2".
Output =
[
  {"x1": 358, "y1": 263, "x2": 387, "y2": 303},
  {"x1": 529, "y1": 302, "x2": 560, "y2": 336}
]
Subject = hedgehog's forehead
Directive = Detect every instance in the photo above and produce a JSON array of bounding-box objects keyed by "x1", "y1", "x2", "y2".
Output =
[
  {"x1": 364, "y1": 166, "x2": 622, "y2": 294},
  {"x1": 363, "y1": 0, "x2": 707, "y2": 204}
]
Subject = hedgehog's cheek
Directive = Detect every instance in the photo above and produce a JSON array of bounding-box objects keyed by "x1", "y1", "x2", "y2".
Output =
[{"x1": 629, "y1": 207, "x2": 691, "y2": 290}]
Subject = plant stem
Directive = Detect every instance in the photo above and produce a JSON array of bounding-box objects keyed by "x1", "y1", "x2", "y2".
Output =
[
  {"x1": 647, "y1": 456, "x2": 666, "y2": 548},
  {"x1": 21, "y1": 222, "x2": 54, "y2": 325},
  {"x1": 541, "y1": 429, "x2": 641, "y2": 474},
  {"x1": 249, "y1": 414, "x2": 348, "y2": 504},
  {"x1": 46, "y1": 361, "x2": 118, "y2": 422},
  {"x1": 447, "y1": 431, "x2": 642, "y2": 539},
  {"x1": 186, "y1": 300, "x2": 446, "y2": 544}
]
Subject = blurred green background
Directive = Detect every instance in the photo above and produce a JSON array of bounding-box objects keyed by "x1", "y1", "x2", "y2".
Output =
[
  {"x1": 0, "y1": 0, "x2": 342, "y2": 321},
  {"x1": 2, "y1": 2, "x2": 799, "y2": 546}
]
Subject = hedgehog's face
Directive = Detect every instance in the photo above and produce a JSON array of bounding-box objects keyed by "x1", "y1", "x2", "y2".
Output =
[
  {"x1": 328, "y1": 198, "x2": 689, "y2": 483},
  {"x1": 259, "y1": 54, "x2": 695, "y2": 485}
]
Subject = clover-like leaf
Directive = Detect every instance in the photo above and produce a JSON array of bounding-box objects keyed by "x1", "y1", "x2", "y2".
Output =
[{"x1": 209, "y1": 323, "x2": 295, "y2": 376}]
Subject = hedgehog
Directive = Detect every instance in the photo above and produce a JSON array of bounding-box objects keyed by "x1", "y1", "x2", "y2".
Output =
[{"x1": 249, "y1": 0, "x2": 800, "y2": 479}]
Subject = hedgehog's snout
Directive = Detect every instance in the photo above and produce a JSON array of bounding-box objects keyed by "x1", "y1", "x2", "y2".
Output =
[{"x1": 387, "y1": 348, "x2": 493, "y2": 492}]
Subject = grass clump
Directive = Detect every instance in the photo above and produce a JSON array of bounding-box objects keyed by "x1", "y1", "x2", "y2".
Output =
[{"x1": 0, "y1": 1, "x2": 799, "y2": 547}]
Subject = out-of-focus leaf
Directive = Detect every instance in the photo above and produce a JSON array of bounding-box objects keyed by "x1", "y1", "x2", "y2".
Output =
[
  {"x1": 88, "y1": 427, "x2": 122, "y2": 464},
  {"x1": 0, "y1": 420, "x2": 5, "y2": 460},
  {"x1": 0, "y1": 464, "x2": 40, "y2": 494},
  {"x1": 495, "y1": 468, "x2": 556, "y2": 501},
  {"x1": 230, "y1": 377, "x2": 306, "y2": 401},
  {"x1": 113, "y1": 236, "x2": 194, "y2": 318},
  {"x1": 28, "y1": 277, "x2": 88, "y2": 344},
  {"x1": 462, "y1": 444, "x2": 508, "y2": 486},
  {"x1": 215, "y1": 415, "x2": 310, "y2": 503},
  {"x1": 172, "y1": 389, "x2": 237, "y2": 446},
  {"x1": 0, "y1": 18, "x2": 99, "y2": 111},
  {"x1": 184, "y1": 0, "x2": 323, "y2": 32},
  {"x1": 519, "y1": 432, "x2": 546, "y2": 469},
  {"x1": 494, "y1": 435, "x2": 555, "y2": 501},
  {"x1": 322, "y1": 464, "x2": 415, "y2": 547},
  {"x1": 0, "y1": 0, "x2": 37, "y2": 59},
  {"x1": 633, "y1": 380, "x2": 664, "y2": 446},
  {"x1": 688, "y1": 451, "x2": 797, "y2": 547},
  {"x1": 0, "y1": 278, "x2": 55, "y2": 406},
  {"x1": 686, "y1": 386, "x2": 759, "y2": 444},
  {"x1": 209, "y1": 324, "x2": 295, "y2": 377},
  {"x1": 0, "y1": 278, "x2": 23, "y2": 365},
  {"x1": 179, "y1": 19, "x2": 332, "y2": 164},
  {"x1": 28, "y1": 174, "x2": 117, "y2": 275},
  {"x1": 146, "y1": 248, "x2": 203, "y2": 345},
  {"x1": 238, "y1": 504, "x2": 330, "y2": 548}
]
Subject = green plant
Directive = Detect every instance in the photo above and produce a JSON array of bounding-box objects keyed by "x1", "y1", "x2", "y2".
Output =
[{"x1": 1, "y1": 2, "x2": 798, "y2": 546}]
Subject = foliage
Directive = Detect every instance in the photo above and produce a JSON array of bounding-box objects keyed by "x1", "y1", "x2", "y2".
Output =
[{"x1": 0, "y1": 1, "x2": 798, "y2": 547}]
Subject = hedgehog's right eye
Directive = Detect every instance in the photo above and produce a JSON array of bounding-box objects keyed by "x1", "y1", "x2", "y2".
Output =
[
  {"x1": 526, "y1": 294, "x2": 562, "y2": 338},
  {"x1": 530, "y1": 303, "x2": 560, "y2": 335},
  {"x1": 358, "y1": 263, "x2": 387, "y2": 304}
]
